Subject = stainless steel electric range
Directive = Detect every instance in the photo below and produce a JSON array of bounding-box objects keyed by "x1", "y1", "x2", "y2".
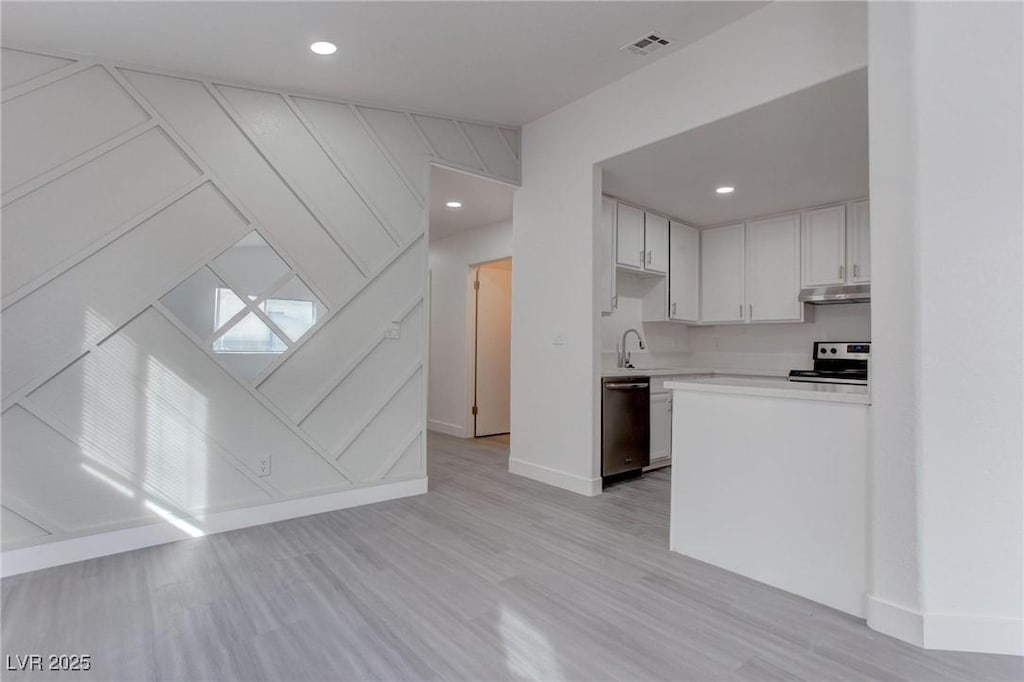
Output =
[{"x1": 788, "y1": 342, "x2": 870, "y2": 386}]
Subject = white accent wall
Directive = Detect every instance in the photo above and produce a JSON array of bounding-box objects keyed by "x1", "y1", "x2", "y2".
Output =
[
  {"x1": 428, "y1": 219, "x2": 513, "y2": 438},
  {"x1": 0, "y1": 47, "x2": 519, "y2": 573},
  {"x1": 511, "y1": 1, "x2": 868, "y2": 496},
  {"x1": 867, "y1": 3, "x2": 1023, "y2": 655}
]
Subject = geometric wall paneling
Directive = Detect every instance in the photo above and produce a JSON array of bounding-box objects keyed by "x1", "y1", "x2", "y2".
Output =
[
  {"x1": 1, "y1": 405, "x2": 172, "y2": 537},
  {"x1": 1, "y1": 181, "x2": 249, "y2": 403},
  {"x1": 257, "y1": 239, "x2": 425, "y2": 420},
  {"x1": 356, "y1": 106, "x2": 434, "y2": 199},
  {"x1": 26, "y1": 306, "x2": 347, "y2": 502},
  {"x1": 118, "y1": 68, "x2": 365, "y2": 306},
  {"x1": 1, "y1": 65, "x2": 149, "y2": 193},
  {"x1": 0, "y1": 45, "x2": 517, "y2": 560},
  {"x1": 499, "y1": 128, "x2": 520, "y2": 161},
  {"x1": 380, "y1": 433, "x2": 424, "y2": 482},
  {"x1": 411, "y1": 115, "x2": 484, "y2": 173},
  {"x1": 336, "y1": 368, "x2": 424, "y2": 482},
  {"x1": 1, "y1": 126, "x2": 202, "y2": 298},
  {"x1": 211, "y1": 231, "x2": 292, "y2": 299},
  {"x1": 215, "y1": 85, "x2": 399, "y2": 274},
  {"x1": 0, "y1": 505, "x2": 50, "y2": 545},
  {"x1": 0, "y1": 47, "x2": 74, "y2": 91},
  {"x1": 300, "y1": 300, "x2": 425, "y2": 454},
  {"x1": 292, "y1": 96, "x2": 425, "y2": 244},
  {"x1": 462, "y1": 122, "x2": 520, "y2": 182},
  {"x1": 23, "y1": 349, "x2": 274, "y2": 517}
]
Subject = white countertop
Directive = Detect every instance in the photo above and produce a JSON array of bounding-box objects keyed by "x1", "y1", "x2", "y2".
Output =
[
  {"x1": 664, "y1": 375, "x2": 870, "y2": 405},
  {"x1": 602, "y1": 367, "x2": 788, "y2": 379}
]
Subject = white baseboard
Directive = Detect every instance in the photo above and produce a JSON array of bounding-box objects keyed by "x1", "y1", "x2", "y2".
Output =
[
  {"x1": 1, "y1": 477, "x2": 428, "y2": 577},
  {"x1": 509, "y1": 458, "x2": 601, "y2": 496},
  {"x1": 867, "y1": 594, "x2": 1023, "y2": 655},
  {"x1": 867, "y1": 595, "x2": 924, "y2": 648},
  {"x1": 427, "y1": 419, "x2": 469, "y2": 438}
]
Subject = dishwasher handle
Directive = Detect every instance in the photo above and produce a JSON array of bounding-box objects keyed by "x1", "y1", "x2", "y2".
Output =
[{"x1": 604, "y1": 381, "x2": 649, "y2": 390}]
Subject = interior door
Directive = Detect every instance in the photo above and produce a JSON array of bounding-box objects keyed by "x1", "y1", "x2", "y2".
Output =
[{"x1": 474, "y1": 260, "x2": 512, "y2": 436}]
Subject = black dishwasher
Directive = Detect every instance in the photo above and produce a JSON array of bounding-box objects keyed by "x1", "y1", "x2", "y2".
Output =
[{"x1": 601, "y1": 377, "x2": 650, "y2": 485}]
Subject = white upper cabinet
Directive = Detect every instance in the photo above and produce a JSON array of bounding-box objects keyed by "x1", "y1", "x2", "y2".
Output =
[
  {"x1": 746, "y1": 214, "x2": 801, "y2": 322},
  {"x1": 847, "y1": 199, "x2": 870, "y2": 283},
  {"x1": 597, "y1": 196, "x2": 617, "y2": 315},
  {"x1": 644, "y1": 213, "x2": 669, "y2": 274},
  {"x1": 700, "y1": 223, "x2": 746, "y2": 323},
  {"x1": 802, "y1": 205, "x2": 847, "y2": 287},
  {"x1": 669, "y1": 221, "x2": 700, "y2": 322},
  {"x1": 616, "y1": 203, "x2": 645, "y2": 270}
]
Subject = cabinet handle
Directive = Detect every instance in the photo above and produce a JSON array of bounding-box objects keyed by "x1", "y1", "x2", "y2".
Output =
[
  {"x1": 613, "y1": 295, "x2": 618, "y2": 310},
  {"x1": 854, "y1": 264, "x2": 860, "y2": 278},
  {"x1": 839, "y1": 265, "x2": 845, "y2": 280},
  {"x1": 749, "y1": 303, "x2": 753, "y2": 319},
  {"x1": 646, "y1": 250, "x2": 652, "y2": 265},
  {"x1": 671, "y1": 302, "x2": 677, "y2": 316},
  {"x1": 739, "y1": 304, "x2": 743, "y2": 319}
]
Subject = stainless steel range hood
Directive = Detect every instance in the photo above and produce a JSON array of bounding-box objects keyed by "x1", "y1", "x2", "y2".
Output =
[{"x1": 798, "y1": 283, "x2": 871, "y2": 304}]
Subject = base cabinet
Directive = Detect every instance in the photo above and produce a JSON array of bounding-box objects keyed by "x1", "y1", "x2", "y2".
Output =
[{"x1": 648, "y1": 392, "x2": 672, "y2": 468}]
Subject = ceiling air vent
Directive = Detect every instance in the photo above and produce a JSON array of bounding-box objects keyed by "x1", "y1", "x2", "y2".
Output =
[{"x1": 621, "y1": 32, "x2": 672, "y2": 57}]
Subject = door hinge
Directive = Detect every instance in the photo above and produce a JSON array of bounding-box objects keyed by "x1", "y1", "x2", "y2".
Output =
[
  {"x1": 472, "y1": 405, "x2": 478, "y2": 415},
  {"x1": 473, "y1": 279, "x2": 480, "y2": 290}
]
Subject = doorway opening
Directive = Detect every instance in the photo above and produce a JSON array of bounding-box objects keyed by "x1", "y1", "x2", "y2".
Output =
[
  {"x1": 471, "y1": 258, "x2": 512, "y2": 437},
  {"x1": 426, "y1": 164, "x2": 514, "y2": 443}
]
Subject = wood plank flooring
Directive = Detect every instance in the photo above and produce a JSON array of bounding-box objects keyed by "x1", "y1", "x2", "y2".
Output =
[{"x1": 2, "y1": 432, "x2": 1021, "y2": 681}]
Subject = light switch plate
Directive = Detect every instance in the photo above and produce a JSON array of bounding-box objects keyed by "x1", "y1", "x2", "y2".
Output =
[{"x1": 385, "y1": 322, "x2": 401, "y2": 340}]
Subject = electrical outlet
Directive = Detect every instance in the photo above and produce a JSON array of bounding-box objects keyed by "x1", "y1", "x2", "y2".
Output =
[
  {"x1": 256, "y1": 455, "x2": 271, "y2": 477},
  {"x1": 385, "y1": 322, "x2": 401, "y2": 340}
]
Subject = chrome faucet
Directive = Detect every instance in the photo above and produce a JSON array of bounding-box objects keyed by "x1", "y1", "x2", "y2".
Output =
[{"x1": 617, "y1": 328, "x2": 646, "y2": 368}]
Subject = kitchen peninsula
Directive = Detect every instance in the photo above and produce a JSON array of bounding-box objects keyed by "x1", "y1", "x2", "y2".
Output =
[{"x1": 666, "y1": 375, "x2": 869, "y2": 616}]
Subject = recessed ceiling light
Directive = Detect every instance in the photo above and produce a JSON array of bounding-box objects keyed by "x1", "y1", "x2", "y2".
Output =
[
  {"x1": 310, "y1": 41, "x2": 337, "y2": 56},
  {"x1": 716, "y1": 186, "x2": 735, "y2": 194},
  {"x1": 446, "y1": 201, "x2": 463, "y2": 209}
]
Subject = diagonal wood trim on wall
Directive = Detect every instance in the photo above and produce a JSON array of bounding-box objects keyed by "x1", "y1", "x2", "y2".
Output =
[{"x1": 0, "y1": 46, "x2": 519, "y2": 555}]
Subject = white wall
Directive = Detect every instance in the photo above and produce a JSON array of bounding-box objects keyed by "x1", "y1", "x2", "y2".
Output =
[
  {"x1": 512, "y1": 2, "x2": 868, "y2": 496},
  {"x1": 427, "y1": 219, "x2": 512, "y2": 437},
  {"x1": 0, "y1": 47, "x2": 519, "y2": 575},
  {"x1": 867, "y1": 2, "x2": 1023, "y2": 655}
]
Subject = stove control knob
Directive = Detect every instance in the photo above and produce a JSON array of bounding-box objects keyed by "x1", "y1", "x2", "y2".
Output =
[
  {"x1": 830, "y1": 348, "x2": 837, "y2": 354},
  {"x1": 820, "y1": 347, "x2": 827, "y2": 354}
]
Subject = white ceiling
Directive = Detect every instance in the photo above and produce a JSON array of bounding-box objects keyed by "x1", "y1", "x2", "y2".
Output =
[
  {"x1": 601, "y1": 68, "x2": 869, "y2": 227},
  {"x1": 429, "y1": 165, "x2": 514, "y2": 241},
  {"x1": 0, "y1": 1, "x2": 766, "y2": 126}
]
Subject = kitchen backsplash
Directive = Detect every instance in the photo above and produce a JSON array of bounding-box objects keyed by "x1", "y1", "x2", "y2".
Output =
[{"x1": 601, "y1": 300, "x2": 870, "y2": 372}]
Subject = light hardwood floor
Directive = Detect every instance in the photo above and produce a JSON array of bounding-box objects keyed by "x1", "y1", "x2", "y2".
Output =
[{"x1": 2, "y1": 433, "x2": 1021, "y2": 681}]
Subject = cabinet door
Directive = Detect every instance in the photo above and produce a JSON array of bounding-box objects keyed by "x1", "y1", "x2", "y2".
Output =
[
  {"x1": 616, "y1": 203, "x2": 645, "y2": 269},
  {"x1": 644, "y1": 212, "x2": 669, "y2": 274},
  {"x1": 597, "y1": 197, "x2": 617, "y2": 314},
  {"x1": 669, "y1": 221, "x2": 700, "y2": 322},
  {"x1": 847, "y1": 199, "x2": 870, "y2": 283},
  {"x1": 700, "y1": 223, "x2": 746, "y2": 323},
  {"x1": 802, "y1": 205, "x2": 847, "y2": 286},
  {"x1": 650, "y1": 392, "x2": 672, "y2": 463},
  {"x1": 747, "y1": 214, "x2": 802, "y2": 321}
]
